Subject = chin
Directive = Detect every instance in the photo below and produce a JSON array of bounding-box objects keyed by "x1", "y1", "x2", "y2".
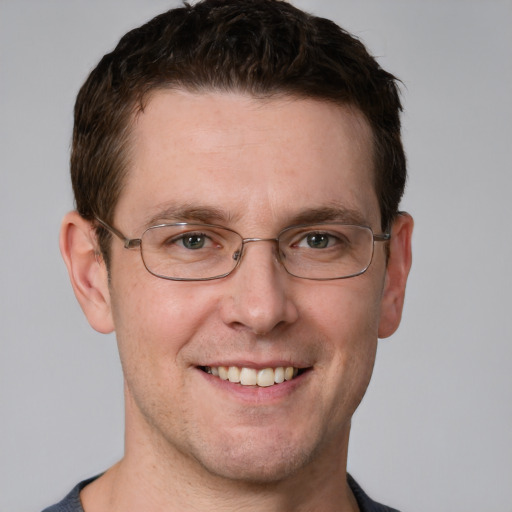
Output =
[
  {"x1": 200, "y1": 450, "x2": 312, "y2": 485},
  {"x1": 187, "y1": 427, "x2": 324, "y2": 485}
]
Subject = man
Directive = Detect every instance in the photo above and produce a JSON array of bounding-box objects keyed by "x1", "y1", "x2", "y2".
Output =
[{"x1": 46, "y1": 0, "x2": 413, "y2": 510}]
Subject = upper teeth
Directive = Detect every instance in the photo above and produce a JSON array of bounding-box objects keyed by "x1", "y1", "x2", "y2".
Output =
[{"x1": 205, "y1": 366, "x2": 299, "y2": 387}]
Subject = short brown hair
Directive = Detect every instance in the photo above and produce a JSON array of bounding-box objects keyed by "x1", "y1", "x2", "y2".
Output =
[{"x1": 71, "y1": 0, "x2": 406, "y2": 263}]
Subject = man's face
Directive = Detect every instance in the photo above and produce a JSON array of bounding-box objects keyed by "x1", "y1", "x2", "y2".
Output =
[{"x1": 107, "y1": 91, "x2": 390, "y2": 482}]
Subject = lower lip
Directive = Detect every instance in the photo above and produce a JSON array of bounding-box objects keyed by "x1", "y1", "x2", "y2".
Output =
[{"x1": 196, "y1": 368, "x2": 310, "y2": 403}]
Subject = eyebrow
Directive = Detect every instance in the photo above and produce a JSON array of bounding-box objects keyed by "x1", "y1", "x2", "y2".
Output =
[
  {"x1": 143, "y1": 203, "x2": 233, "y2": 228},
  {"x1": 286, "y1": 205, "x2": 369, "y2": 227},
  {"x1": 143, "y1": 202, "x2": 368, "y2": 229}
]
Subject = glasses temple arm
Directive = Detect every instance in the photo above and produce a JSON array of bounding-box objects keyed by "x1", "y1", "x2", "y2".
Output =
[{"x1": 94, "y1": 216, "x2": 141, "y2": 249}]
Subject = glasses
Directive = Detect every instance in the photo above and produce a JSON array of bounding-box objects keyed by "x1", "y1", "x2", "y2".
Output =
[{"x1": 95, "y1": 218, "x2": 390, "y2": 281}]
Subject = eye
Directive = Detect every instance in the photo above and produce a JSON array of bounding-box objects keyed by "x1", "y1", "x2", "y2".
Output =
[
  {"x1": 297, "y1": 232, "x2": 340, "y2": 249},
  {"x1": 175, "y1": 232, "x2": 214, "y2": 250},
  {"x1": 304, "y1": 233, "x2": 330, "y2": 249},
  {"x1": 181, "y1": 233, "x2": 207, "y2": 250}
]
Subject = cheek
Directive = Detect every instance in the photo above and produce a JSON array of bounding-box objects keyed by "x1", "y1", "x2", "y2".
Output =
[
  {"x1": 110, "y1": 274, "x2": 219, "y2": 371},
  {"x1": 303, "y1": 274, "x2": 383, "y2": 344},
  {"x1": 303, "y1": 278, "x2": 382, "y2": 404},
  {"x1": 109, "y1": 278, "x2": 222, "y2": 426}
]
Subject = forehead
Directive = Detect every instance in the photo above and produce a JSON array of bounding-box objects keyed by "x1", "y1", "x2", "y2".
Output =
[{"x1": 117, "y1": 90, "x2": 379, "y2": 230}]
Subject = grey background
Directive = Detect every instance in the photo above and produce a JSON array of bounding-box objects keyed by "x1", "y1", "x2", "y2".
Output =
[{"x1": 1, "y1": 1, "x2": 511, "y2": 511}]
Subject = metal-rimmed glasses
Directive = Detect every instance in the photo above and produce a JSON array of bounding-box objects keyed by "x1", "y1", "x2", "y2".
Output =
[{"x1": 95, "y1": 217, "x2": 390, "y2": 281}]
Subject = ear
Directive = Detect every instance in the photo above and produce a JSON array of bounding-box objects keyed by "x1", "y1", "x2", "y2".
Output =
[
  {"x1": 378, "y1": 212, "x2": 414, "y2": 339},
  {"x1": 59, "y1": 211, "x2": 115, "y2": 334}
]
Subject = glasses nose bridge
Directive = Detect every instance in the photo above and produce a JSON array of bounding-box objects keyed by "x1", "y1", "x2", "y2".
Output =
[
  {"x1": 241, "y1": 236, "x2": 279, "y2": 245},
  {"x1": 234, "y1": 236, "x2": 281, "y2": 264},
  {"x1": 241, "y1": 237, "x2": 281, "y2": 255}
]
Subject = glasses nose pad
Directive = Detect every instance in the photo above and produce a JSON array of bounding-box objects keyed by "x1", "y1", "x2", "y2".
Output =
[
  {"x1": 276, "y1": 243, "x2": 286, "y2": 262},
  {"x1": 230, "y1": 238, "x2": 281, "y2": 270},
  {"x1": 232, "y1": 237, "x2": 245, "y2": 263}
]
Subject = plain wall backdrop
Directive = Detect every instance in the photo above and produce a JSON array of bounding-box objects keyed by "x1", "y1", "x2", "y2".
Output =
[{"x1": 1, "y1": 1, "x2": 511, "y2": 511}]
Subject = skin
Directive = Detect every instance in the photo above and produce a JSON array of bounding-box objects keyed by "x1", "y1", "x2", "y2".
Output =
[{"x1": 61, "y1": 90, "x2": 413, "y2": 511}]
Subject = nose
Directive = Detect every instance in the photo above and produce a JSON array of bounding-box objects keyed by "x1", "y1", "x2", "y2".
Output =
[{"x1": 219, "y1": 239, "x2": 299, "y2": 335}]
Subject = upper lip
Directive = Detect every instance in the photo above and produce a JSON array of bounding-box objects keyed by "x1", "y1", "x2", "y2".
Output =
[{"x1": 196, "y1": 360, "x2": 311, "y2": 369}]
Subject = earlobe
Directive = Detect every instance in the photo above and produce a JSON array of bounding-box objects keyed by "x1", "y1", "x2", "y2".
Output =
[
  {"x1": 378, "y1": 212, "x2": 414, "y2": 339},
  {"x1": 59, "y1": 211, "x2": 115, "y2": 334}
]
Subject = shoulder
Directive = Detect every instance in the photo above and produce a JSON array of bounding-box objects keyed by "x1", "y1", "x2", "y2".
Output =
[
  {"x1": 41, "y1": 476, "x2": 99, "y2": 512},
  {"x1": 347, "y1": 473, "x2": 401, "y2": 512}
]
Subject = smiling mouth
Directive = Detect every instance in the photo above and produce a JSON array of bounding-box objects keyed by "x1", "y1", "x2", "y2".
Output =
[{"x1": 199, "y1": 366, "x2": 308, "y2": 387}]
